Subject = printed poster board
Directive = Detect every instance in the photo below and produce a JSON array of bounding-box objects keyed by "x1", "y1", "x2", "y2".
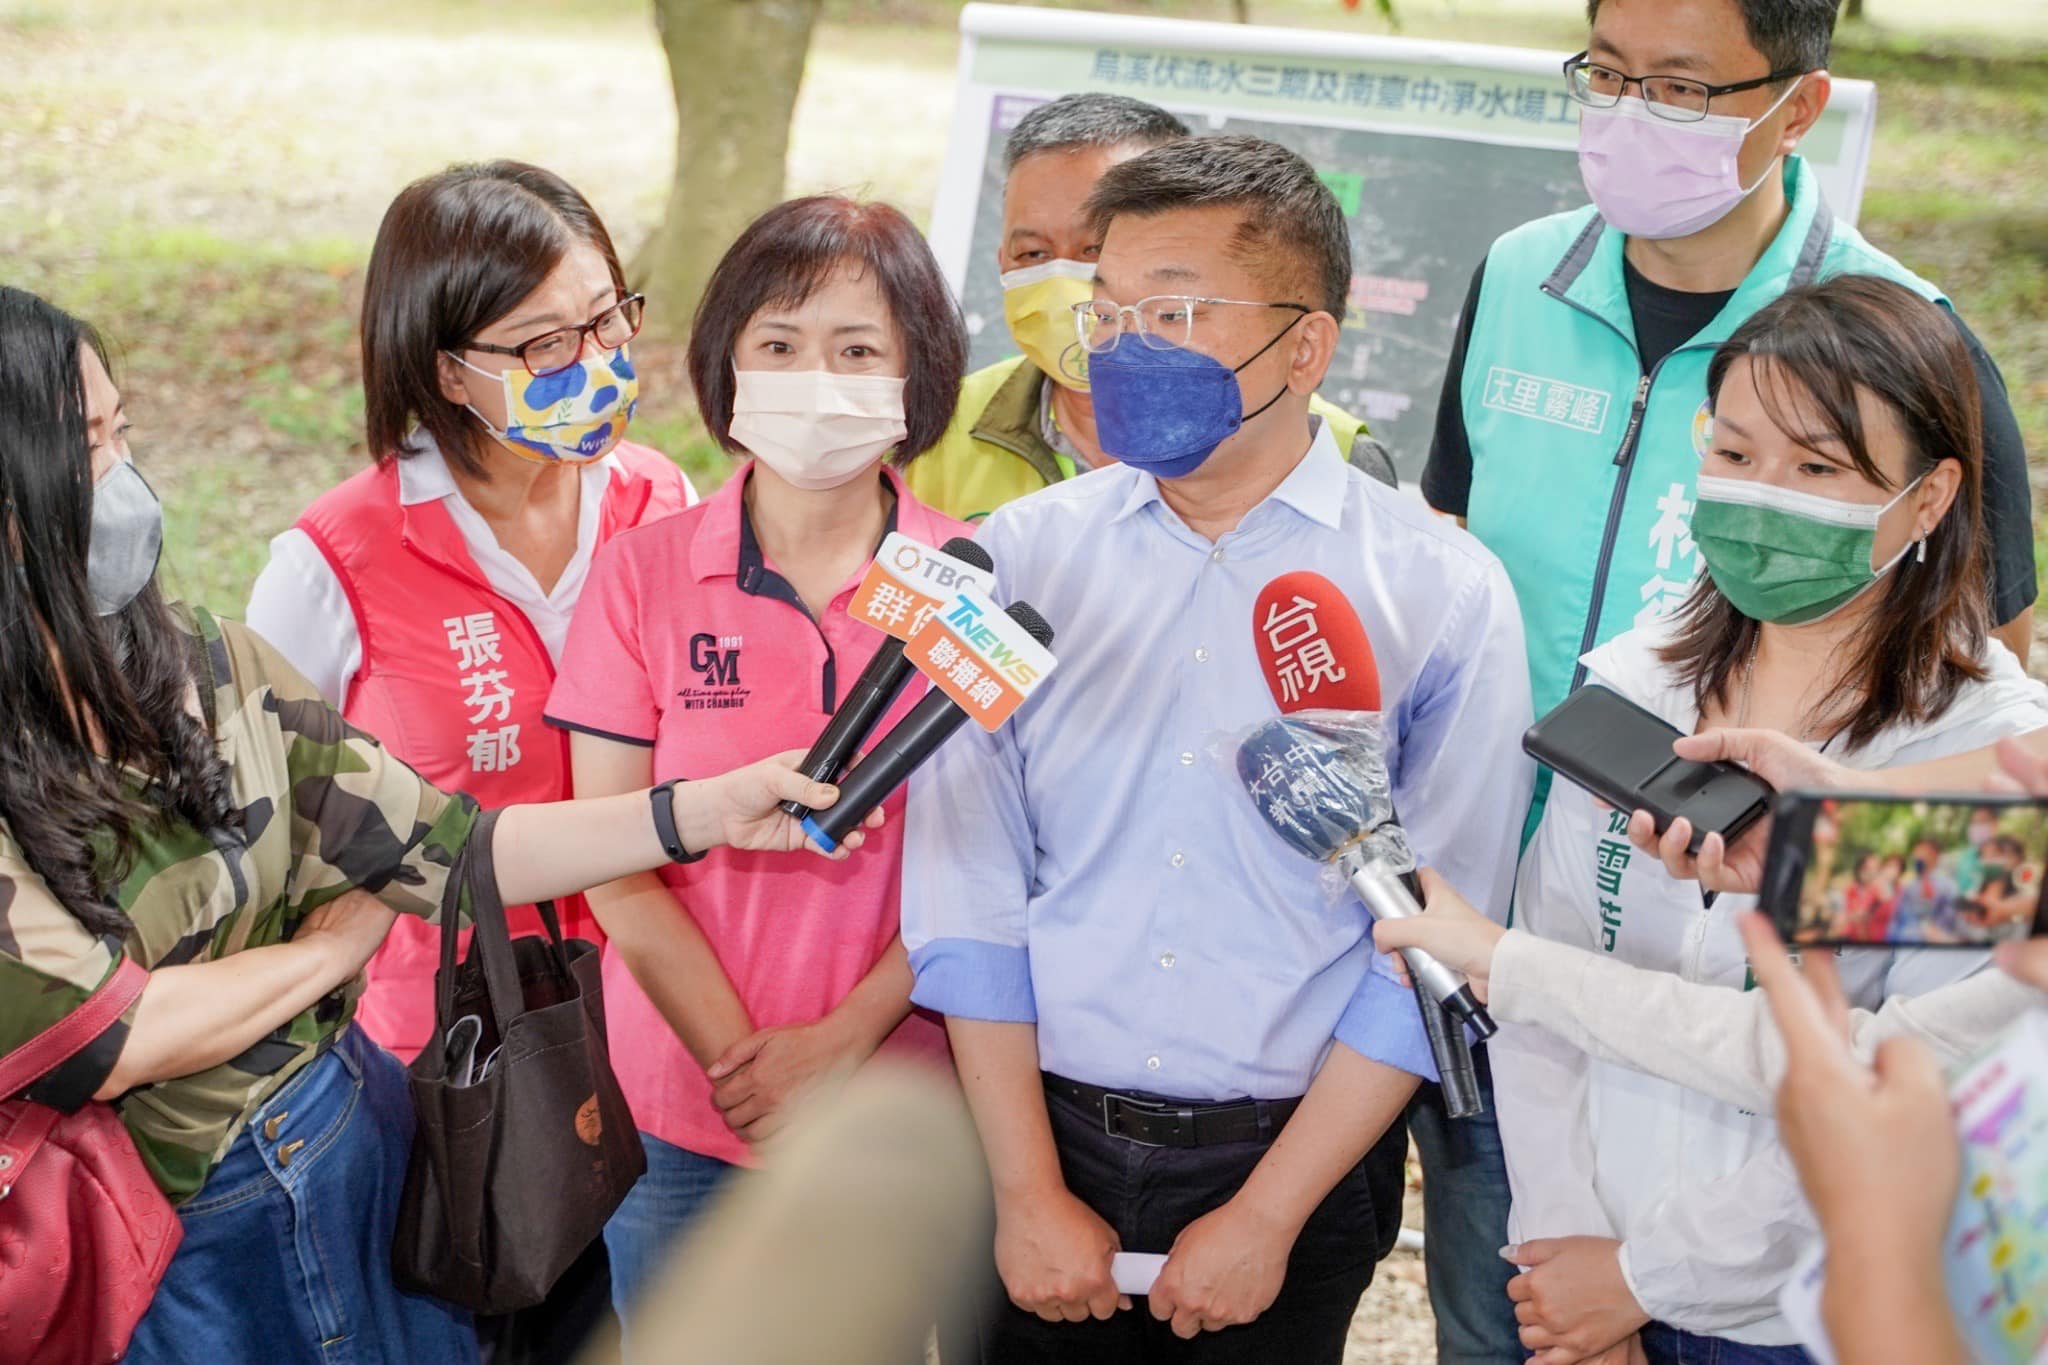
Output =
[{"x1": 929, "y1": 4, "x2": 1878, "y2": 479}]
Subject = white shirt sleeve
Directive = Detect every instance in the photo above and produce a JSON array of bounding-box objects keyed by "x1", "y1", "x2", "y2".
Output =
[
  {"x1": 244, "y1": 528, "x2": 363, "y2": 709},
  {"x1": 1494, "y1": 791, "x2": 1620, "y2": 1244},
  {"x1": 1488, "y1": 930, "x2": 2042, "y2": 1114}
]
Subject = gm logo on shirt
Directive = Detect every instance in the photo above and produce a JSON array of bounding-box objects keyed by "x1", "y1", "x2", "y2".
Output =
[{"x1": 689, "y1": 633, "x2": 743, "y2": 688}]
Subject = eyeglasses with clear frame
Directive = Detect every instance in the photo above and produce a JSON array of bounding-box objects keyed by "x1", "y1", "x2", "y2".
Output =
[
  {"x1": 462, "y1": 293, "x2": 646, "y2": 377},
  {"x1": 1072, "y1": 295, "x2": 1312, "y2": 355},
  {"x1": 1561, "y1": 51, "x2": 1807, "y2": 123}
]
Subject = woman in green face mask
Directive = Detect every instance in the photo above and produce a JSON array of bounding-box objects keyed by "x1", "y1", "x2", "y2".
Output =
[{"x1": 1358, "y1": 273, "x2": 2048, "y2": 1365}]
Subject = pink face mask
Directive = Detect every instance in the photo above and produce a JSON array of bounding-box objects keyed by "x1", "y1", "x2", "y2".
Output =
[{"x1": 1577, "y1": 80, "x2": 1805, "y2": 240}]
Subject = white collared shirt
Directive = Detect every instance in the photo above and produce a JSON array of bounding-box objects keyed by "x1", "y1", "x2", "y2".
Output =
[{"x1": 245, "y1": 437, "x2": 692, "y2": 706}]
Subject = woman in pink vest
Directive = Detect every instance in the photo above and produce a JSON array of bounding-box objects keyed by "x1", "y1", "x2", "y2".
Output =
[
  {"x1": 248, "y1": 161, "x2": 695, "y2": 1061},
  {"x1": 245, "y1": 161, "x2": 693, "y2": 1355},
  {"x1": 543, "y1": 196, "x2": 972, "y2": 1323}
]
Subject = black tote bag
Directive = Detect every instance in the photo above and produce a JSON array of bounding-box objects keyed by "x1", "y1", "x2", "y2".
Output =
[{"x1": 392, "y1": 809, "x2": 646, "y2": 1313}]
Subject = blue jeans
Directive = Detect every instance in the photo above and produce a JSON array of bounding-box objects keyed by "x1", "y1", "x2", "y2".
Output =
[
  {"x1": 1641, "y1": 1324, "x2": 1814, "y2": 1364},
  {"x1": 601, "y1": 1132, "x2": 735, "y2": 1322},
  {"x1": 1408, "y1": 1047, "x2": 1521, "y2": 1365},
  {"x1": 127, "y1": 1026, "x2": 476, "y2": 1365}
]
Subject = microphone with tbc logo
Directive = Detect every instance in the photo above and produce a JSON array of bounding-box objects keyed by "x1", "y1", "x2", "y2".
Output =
[
  {"x1": 782, "y1": 536, "x2": 995, "y2": 821},
  {"x1": 1237, "y1": 571, "x2": 1494, "y2": 1117},
  {"x1": 802, "y1": 599, "x2": 1055, "y2": 854}
]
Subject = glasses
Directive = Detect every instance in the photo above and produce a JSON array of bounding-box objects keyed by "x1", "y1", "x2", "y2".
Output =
[
  {"x1": 1073, "y1": 295, "x2": 1311, "y2": 355},
  {"x1": 1562, "y1": 52, "x2": 1806, "y2": 123},
  {"x1": 463, "y1": 293, "x2": 646, "y2": 377}
]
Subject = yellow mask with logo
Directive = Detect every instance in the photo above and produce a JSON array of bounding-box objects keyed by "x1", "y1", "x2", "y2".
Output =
[{"x1": 1000, "y1": 259, "x2": 1096, "y2": 391}]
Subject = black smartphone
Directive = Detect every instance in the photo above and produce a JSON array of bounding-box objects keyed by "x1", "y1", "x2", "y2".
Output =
[
  {"x1": 1522, "y1": 684, "x2": 1774, "y2": 855},
  {"x1": 1761, "y1": 791, "x2": 2048, "y2": 949}
]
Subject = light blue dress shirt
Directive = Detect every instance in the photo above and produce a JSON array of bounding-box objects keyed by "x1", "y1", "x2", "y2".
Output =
[{"x1": 901, "y1": 420, "x2": 1535, "y2": 1100}]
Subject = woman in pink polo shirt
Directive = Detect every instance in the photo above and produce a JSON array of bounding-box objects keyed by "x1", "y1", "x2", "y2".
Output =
[{"x1": 544, "y1": 195, "x2": 973, "y2": 1318}]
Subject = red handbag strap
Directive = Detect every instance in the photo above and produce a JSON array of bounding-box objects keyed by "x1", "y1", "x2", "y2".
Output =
[{"x1": 0, "y1": 957, "x2": 149, "y2": 1098}]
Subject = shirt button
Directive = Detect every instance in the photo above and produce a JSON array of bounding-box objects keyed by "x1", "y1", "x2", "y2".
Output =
[
  {"x1": 1210, "y1": 547, "x2": 1226, "y2": 563},
  {"x1": 1146, "y1": 1055, "x2": 1162, "y2": 1072},
  {"x1": 1193, "y1": 646, "x2": 1211, "y2": 663},
  {"x1": 1170, "y1": 852, "x2": 1186, "y2": 869},
  {"x1": 1160, "y1": 952, "x2": 1176, "y2": 969},
  {"x1": 1179, "y1": 751, "x2": 1196, "y2": 766}
]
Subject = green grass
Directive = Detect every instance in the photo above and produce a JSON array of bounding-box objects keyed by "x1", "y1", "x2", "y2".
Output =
[{"x1": 4, "y1": 0, "x2": 2045, "y2": 637}]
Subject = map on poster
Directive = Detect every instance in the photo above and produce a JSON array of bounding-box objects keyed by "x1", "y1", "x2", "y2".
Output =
[{"x1": 928, "y1": 5, "x2": 1879, "y2": 479}]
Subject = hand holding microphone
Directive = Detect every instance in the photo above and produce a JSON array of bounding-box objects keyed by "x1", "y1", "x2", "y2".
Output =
[
  {"x1": 1235, "y1": 572, "x2": 1495, "y2": 1115},
  {"x1": 1369, "y1": 869, "x2": 1509, "y2": 1001}
]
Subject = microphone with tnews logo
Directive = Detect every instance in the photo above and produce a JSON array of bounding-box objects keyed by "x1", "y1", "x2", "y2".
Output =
[
  {"x1": 781, "y1": 536, "x2": 997, "y2": 821},
  {"x1": 802, "y1": 601, "x2": 1055, "y2": 855},
  {"x1": 1237, "y1": 571, "x2": 1494, "y2": 1117}
]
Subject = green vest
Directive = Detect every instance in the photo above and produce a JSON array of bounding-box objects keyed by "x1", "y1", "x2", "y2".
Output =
[
  {"x1": 908, "y1": 354, "x2": 1388, "y2": 523},
  {"x1": 1463, "y1": 156, "x2": 1945, "y2": 727}
]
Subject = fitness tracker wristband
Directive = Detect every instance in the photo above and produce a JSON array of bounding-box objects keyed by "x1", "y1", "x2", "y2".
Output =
[{"x1": 649, "y1": 779, "x2": 707, "y2": 864}]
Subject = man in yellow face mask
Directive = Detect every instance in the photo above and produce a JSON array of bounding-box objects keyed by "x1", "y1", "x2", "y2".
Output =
[{"x1": 910, "y1": 94, "x2": 1391, "y2": 523}]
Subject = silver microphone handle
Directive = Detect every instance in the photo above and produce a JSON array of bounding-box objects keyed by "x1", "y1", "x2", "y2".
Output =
[{"x1": 1347, "y1": 859, "x2": 1470, "y2": 1002}]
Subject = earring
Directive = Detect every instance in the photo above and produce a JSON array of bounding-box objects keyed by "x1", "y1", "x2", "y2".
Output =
[{"x1": 1916, "y1": 538, "x2": 1928, "y2": 564}]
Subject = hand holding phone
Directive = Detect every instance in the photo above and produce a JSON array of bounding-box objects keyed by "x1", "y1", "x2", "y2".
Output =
[{"x1": 1524, "y1": 685, "x2": 1775, "y2": 856}]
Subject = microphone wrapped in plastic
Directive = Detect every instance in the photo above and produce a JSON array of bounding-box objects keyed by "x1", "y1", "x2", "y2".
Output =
[
  {"x1": 1235, "y1": 711, "x2": 1495, "y2": 1119},
  {"x1": 782, "y1": 536, "x2": 997, "y2": 820}
]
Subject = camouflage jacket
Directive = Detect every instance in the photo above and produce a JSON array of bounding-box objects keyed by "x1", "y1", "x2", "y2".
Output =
[{"x1": 0, "y1": 607, "x2": 478, "y2": 1203}]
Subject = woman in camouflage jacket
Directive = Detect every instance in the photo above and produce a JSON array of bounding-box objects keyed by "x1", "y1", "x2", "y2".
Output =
[{"x1": 0, "y1": 287, "x2": 878, "y2": 1364}]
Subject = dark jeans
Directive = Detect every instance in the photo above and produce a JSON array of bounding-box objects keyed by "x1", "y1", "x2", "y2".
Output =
[
  {"x1": 982, "y1": 1080, "x2": 1406, "y2": 1365},
  {"x1": 1641, "y1": 1324, "x2": 1814, "y2": 1365},
  {"x1": 1408, "y1": 1047, "x2": 1522, "y2": 1364},
  {"x1": 127, "y1": 1027, "x2": 476, "y2": 1365}
]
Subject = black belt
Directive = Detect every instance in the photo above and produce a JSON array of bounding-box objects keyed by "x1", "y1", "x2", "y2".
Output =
[{"x1": 1043, "y1": 1073, "x2": 1302, "y2": 1149}]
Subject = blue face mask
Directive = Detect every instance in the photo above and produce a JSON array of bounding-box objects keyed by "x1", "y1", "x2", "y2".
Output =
[{"x1": 1087, "y1": 320, "x2": 1301, "y2": 479}]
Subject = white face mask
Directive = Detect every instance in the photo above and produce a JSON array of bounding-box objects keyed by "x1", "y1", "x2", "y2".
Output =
[{"x1": 729, "y1": 369, "x2": 908, "y2": 491}]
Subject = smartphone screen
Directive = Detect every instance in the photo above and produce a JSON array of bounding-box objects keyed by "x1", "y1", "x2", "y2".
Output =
[{"x1": 1788, "y1": 797, "x2": 2048, "y2": 948}]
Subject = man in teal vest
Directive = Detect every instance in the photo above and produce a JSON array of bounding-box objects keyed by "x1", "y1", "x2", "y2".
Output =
[{"x1": 1418, "y1": 2, "x2": 2036, "y2": 1362}]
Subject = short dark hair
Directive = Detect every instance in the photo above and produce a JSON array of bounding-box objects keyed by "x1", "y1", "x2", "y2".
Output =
[
  {"x1": 1586, "y1": 0, "x2": 1836, "y2": 74},
  {"x1": 1664, "y1": 274, "x2": 1987, "y2": 751},
  {"x1": 687, "y1": 196, "x2": 967, "y2": 465},
  {"x1": 1083, "y1": 135, "x2": 1351, "y2": 323},
  {"x1": 360, "y1": 161, "x2": 626, "y2": 477},
  {"x1": 1003, "y1": 93, "x2": 1190, "y2": 173}
]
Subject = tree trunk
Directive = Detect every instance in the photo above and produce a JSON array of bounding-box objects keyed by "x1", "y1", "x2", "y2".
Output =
[
  {"x1": 635, "y1": 0, "x2": 823, "y2": 337},
  {"x1": 1843, "y1": 0, "x2": 1864, "y2": 18}
]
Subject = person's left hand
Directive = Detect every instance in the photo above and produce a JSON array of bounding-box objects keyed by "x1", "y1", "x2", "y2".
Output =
[
  {"x1": 706, "y1": 1017, "x2": 865, "y2": 1144},
  {"x1": 1371, "y1": 868, "x2": 1507, "y2": 998},
  {"x1": 695, "y1": 750, "x2": 886, "y2": 858},
  {"x1": 1147, "y1": 1196, "x2": 1298, "y2": 1339},
  {"x1": 1504, "y1": 1235, "x2": 1649, "y2": 1365}
]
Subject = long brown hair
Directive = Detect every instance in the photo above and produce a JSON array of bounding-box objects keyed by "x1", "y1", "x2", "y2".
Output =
[{"x1": 1661, "y1": 274, "x2": 1989, "y2": 750}]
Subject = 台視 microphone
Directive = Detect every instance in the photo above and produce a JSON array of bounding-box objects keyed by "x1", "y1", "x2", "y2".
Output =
[
  {"x1": 1237, "y1": 573, "x2": 1494, "y2": 1116},
  {"x1": 781, "y1": 536, "x2": 996, "y2": 820},
  {"x1": 1244, "y1": 571, "x2": 1495, "y2": 1041},
  {"x1": 802, "y1": 601, "x2": 1054, "y2": 854}
]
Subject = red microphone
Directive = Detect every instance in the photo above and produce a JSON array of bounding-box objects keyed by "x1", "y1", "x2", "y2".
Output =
[
  {"x1": 1244, "y1": 572, "x2": 1497, "y2": 1110},
  {"x1": 1252, "y1": 571, "x2": 1380, "y2": 715}
]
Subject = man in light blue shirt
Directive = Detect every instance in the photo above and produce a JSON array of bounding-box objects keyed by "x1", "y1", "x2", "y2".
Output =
[{"x1": 901, "y1": 135, "x2": 1534, "y2": 1363}]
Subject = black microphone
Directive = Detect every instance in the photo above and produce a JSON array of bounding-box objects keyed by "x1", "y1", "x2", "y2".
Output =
[
  {"x1": 781, "y1": 537, "x2": 995, "y2": 820},
  {"x1": 802, "y1": 601, "x2": 1053, "y2": 853}
]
